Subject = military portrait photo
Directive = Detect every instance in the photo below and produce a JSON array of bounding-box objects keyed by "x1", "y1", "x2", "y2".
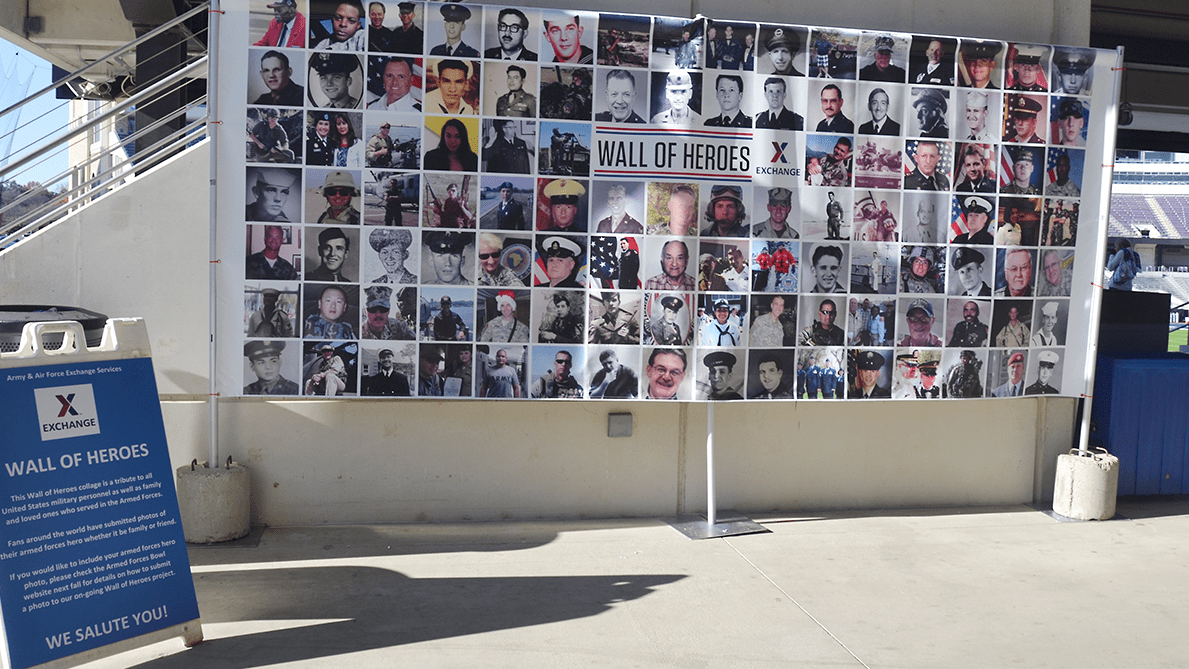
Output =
[
  {"x1": 304, "y1": 168, "x2": 361, "y2": 224},
  {"x1": 362, "y1": 171, "x2": 418, "y2": 226},
  {"x1": 891, "y1": 349, "x2": 943, "y2": 399},
  {"x1": 900, "y1": 192, "x2": 947, "y2": 245},
  {"x1": 243, "y1": 339, "x2": 302, "y2": 395},
  {"x1": 948, "y1": 246, "x2": 992, "y2": 297},
  {"x1": 908, "y1": 87, "x2": 951, "y2": 139},
  {"x1": 360, "y1": 285, "x2": 417, "y2": 340},
  {"x1": 856, "y1": 82, "x2": 902, "y2": 136},
  {"x1": 1005, "y1": 43, "x2": 1051, "y2": 92},
  {"x1": 587, "y1": 346, "x2": 640, "y2": 399},
  {"x1": 365, "y1": 56, "x2": 422, "y2": 112},
  {"x1": 246, "y1": 223, "x2": 301, "y2": 280},
  {"x1": 957, "y1": 39, "x2": 1004, "y2": 89},
  {"x1": 358, "y1": 342, "x2": 415, "y2": 397},
  {"x1": 857, "y1": 33, "x2": 908, "y2": 83},
  {"x1": 698, "y1": 294, "x2": 746, "y2": 347},
  {"x1": 473, "y1": 287, "x2": 530, "y2": 342},
  {"x1": 1052, "y1": 98, "x2": 1088, "y2": 147},
  {"x1": 643, "y1": 292, "x2": 694, "y2": 346},
  {"x1": 958, "y1": 89, "x2": 1000, "y2": 142},
  {"x1": 746, "y1": 349, "x2": 794, "y2": 399},
  {"x1": 850, "y1": 241, "x2": 896, "y2": 294},
  {"x1": 303, "y1": 225, "x2": 359, "y2": 282},
  {"x1": 908, "y1": 35, "x2": 956, "y2": 86},
  {"x1": 648, "y1": 17, "x2": 703, "y2": 71},
  {"x1": 246, "y1": 167, "x2": 302, "y2": 222},
  {"x1": 533, "y1": 289, "x2": 585, "y2": 344},
  {"x1": 363, "y1": 227, "x2": 418, "y2": 285},
  {"x1": 945, "y1": 298, "x2": 990, "y2": 348},
  {"x1": 803, "y1": 242, "x2": 849, "y2": 293},
  {"x1": 1045, "y1": 149, "x2": 1085, "y2": 198},
  {"x1": 848, "y1": 349, "x2": 891, "y2": 398},
  {"x1": 596, "y1": 14, "x2": 651, "y2": 68},
  {"x1": 420, "y1": 230, "x2": 475, "y2": 285},
  {"x1": 247, "y1": 107, "x2": 301, "y2": 164},
  {"x1": 540, "y1": 10, "x2": 597, "y2": 65},
  {"x1": 251, "y1": 0, "x2": 308, "y2": 49},
  {"x1": 588, "y1": 291, "x2": 641, "y2": 345},
  {"x1": 591, "y1": 181, "x2": 645, "y2": 234},
  {"x1": 535, "y1": 178, "x2": 589, "y2": 232},
  {"x1": 695, "y1": 350, "x2": 747, "y2": 400},
  {"x1": 954, "y1": 143, "x2": 997, "y2": 193},
  {"x1": 903, "y1": 140, "x2": 951, "y2": 191},
  {"x1": 483, "y1": 7, "x2": 540, "y2": 62},
  {"x1": 586, "y1": 235, "x2": 642, "y2": 290},
  {"x1": 302, "y1": 283, "x2": 359, "y2": 340},
  {"x1": 748, "y1": 294, "x2": 795, "y2": 347},
  {"x1": 594, "y1": 69, "x2": 649, "y2": 123},
  {"x1": 991, "y1": 299, "x2": 1032, "y2": 347},
  {"x1": 1002, "y1": 93, "x2": 1046, "y2": 144},
  {"x1": 950, "y1": 194, "x2": 996, "y2": 245},
  {"x1": 752, "y1": 75, "x2": 806, "y2": 131},
  {"x1": 249, "y1": 48, "x2": 307, "y2": 107},
  {"x1": 987, "y1": 349, "x2": 1028, "y2": 398},
  {"x1": 996, "y1": 197, "x2": 1043, "y2": 246},
  {"x1": 939, "y1": 348, "x2": 986, "y2": 398},
  {"x1": 307, "y1": 52, "x2": 365, "y2": 108},
  {"x1": 1030, "y1": 300, "x2": 1068, "y2": 346},
  {"x1": 704, "y1": 20, "x2": 755, "y2": 71},
  {"x1": 528, "y1": 345, "x2": 585, "y2": 398},
  {"x1": 483, "y1": 63, "x2": 538, "y2": 117},
  {"x1": 301, "y1": 340, "x2": 357, "y2": 396},
  {"x1": 482, "y1": 119, "x2": 536, "y2": 174},
  {"x1": 649, "y1": 69, "x2": 703, "y2": 125},
  {"x1": 1036, "y1": 248, "x2": 1074, "y2": 297},
  {"x1": 701, "y1": 73, "x2": 752, "y2": 127},
  {"x1": 423, "y1": 174, "x2": 477, "y2": 228},
  {"x1": 755, "y1": 25, "x2": 806, "y2": 76},
  {"x1": 476, "y1": 232, "x2": 531, "y2": 287},
  {"x1": 534, "y1": 235, "x2": 588, "y2": 288},
  {"x1": 898, "y1": 242, "x2": 946, "y2": 292},
  {"x1": 1053, "y1": 47, "x2": 1095, "y2": 96},
  {"x1": 1023, "y1": 349, "x2": 1062, "y2": 395},
  {"x1": 994, "y1": 248, "x2": 1036, "y2": 297},
  {"x1": 538, "y1": 121, "x2": 592, "y2": 176},
  {"x1": 423, "y1": 58, "x2": 481, "y2": 115},
  {"x1": 479, "y1": 177, "x2": 533, "y2": 230},
  {"x1": 245, "y1": 285, "x2": 298, "y2": 338},
  {"x1": 808, "y1": 81, "x2": 855, "y2": 133}
]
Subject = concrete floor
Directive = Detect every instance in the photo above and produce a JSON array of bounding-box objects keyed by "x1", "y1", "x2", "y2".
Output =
[{"x1": 78, "y1": 497, "x2": 1189, "y2": 669}]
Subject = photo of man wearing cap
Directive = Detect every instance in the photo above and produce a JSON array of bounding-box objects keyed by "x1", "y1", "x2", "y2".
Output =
[
  {"x1": 246, "y1": 286, "x2": 295, "y2": 338},
  {"x1": 539, "y1": 179, "x2": 586, "y2": 232},
  {"x1": 1053, "y1": 98, "x2": 1087, "y2": 147},
  {"x1": 417, "y1": 232, "x2": 468, "y2": 286},
  {"x1": 700, "y1": 185, "x2": 749, "y2": 237},
  {"x1": 699, "y1": 296, "x2": 743, "y2": 346},
  {"x1": 303, "y1": 341, "x2": 351, "y2": 396},
  {"x1": 697, "y1": 351, "x2": 744, "y2": 400},
  {"x1": 367, "y1": 228, "x2": 417, "y2": 284},
  {"x1": 1002, "y1": 94, "x2": 1045, "y2": 143},
  {"x1": 361, "y1": 286, "x2": 416, "y2": 340},
  {"x1": 254, "y1": 0, "x2": 306, "y2": 48},
  {"x1": 960, "y1": 90, "x2": 998, "y2": 142},
  {"x1": 587, "y1": 291, "x2": 640, "y2": 345},
  {"x1": 536, "y1": 291, "x2": 584, "y2": 344},
  {"x1": 952, "y1": 196, "x2": 995, "y2": 245},
  {"x1": 360, "y1": 346, "x2": 412, "y2": 396},
  {"x1": 851, "y1": 350, "x2": 891, "y2": 399},
  {"x1": 958, "y1": 40, "x2": 1002, "y2": 89},
  {"x1": 306, "y1": 227, "x2": 355, "y2": 281},
  {"x1": 898, "y1": 297, "x2": 942, "y2": 347},
  {"x1": 949, "y1": 246, "x2": 991, "y2": 296},
  {"x1": 483, "y1": 180, "x2": 528, "y2": 230},
  {"x1": 1024, "y1": 350, "x2": 1061, "y2": 395},
  {"x1": 536, "y1": 236, "x2": 585, "y2": 288},
  {"x1": 1002, "y1": 147, "x2": 1041, "y2": 194},
  {"x1": 1053, "y1": 47, "x2": 1095, "y2": 96},
  {"x1": 1007, "y1": 44, "x2": 1050, "y2": 92},
  {"x1": 1031, "y1": 301, "x2": 1064, "y2": 346},
  {"x1": 387, "y1": 2, "x2": 422, "y2": 54},
  {"x1": 308, "y1": 52, "x2": 363, "y2": 108},
  {"x1": 755, "y1": 25, "x2": 803, "y2": 76},
  {"x1": 901, "y1": 246, "x2": 942, "y2": 293},
  {"x1": 752, "y1": 188, "x2": 798, "y2": 238},
  {"x1": 244, "y1": 340, "x2": 301, "y2": 395},
  {"x1": 427, "y1": 3, "x2": 478, "y2": 56},
  {"x1": 646, "y1": 294, "x2": 690, "y2": 346},
  {"x1": 911, "y1": 87, "x2": 949, "y2": 138},
  {"x1": 909, "y1": 37, "x2": 955, "y2": 86},
  {"x1": 990, "y1": 350, "x2": 1028, "y2": 398},
  {"x1": 1045, "y1": 151, "x2": 1082, "y2": 198},
  {"x1": 858, "y1": 35, "x2": 906, "y2": 82},
  {"x1": 312, "y1": 0, "x2": 366, "y2": 51},
  {"x1": 651, "y1": 70, "x2": 701, "y2": 125}
]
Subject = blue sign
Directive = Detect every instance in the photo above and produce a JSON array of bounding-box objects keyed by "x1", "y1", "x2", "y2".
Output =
[{"x1": 0, "y1": 358, "x2": 200, "y2": 669}]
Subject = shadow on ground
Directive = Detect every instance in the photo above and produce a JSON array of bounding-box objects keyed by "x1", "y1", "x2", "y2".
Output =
[{"x1": 129, "y1": 566, "x2": 685, "y2": 667}]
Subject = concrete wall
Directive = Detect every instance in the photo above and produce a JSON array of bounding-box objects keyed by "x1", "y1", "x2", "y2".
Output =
[{"x1": 1, "y1": 0, "x2": 1089, "y2": 525}]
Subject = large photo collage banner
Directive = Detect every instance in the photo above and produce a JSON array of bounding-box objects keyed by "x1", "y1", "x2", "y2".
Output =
[{"x1": 226, "y1": 0, "x2": 1112, "y2": 400}]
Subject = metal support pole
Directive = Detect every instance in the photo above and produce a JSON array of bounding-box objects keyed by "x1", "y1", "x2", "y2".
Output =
[
  {"x1": 1075, "y1": 46, "x2": 1126, "y2": 456},
  {"x1": 207, "y1": 0, "x2": 221, "y2": 467},
  {"x1": 706, "y1": 402, "x2": 715, "y2": 528}
]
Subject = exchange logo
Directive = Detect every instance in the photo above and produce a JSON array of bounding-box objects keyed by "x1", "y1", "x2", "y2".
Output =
[{"x1": 33, "y1": 384, "x2": 101, "y2": 441}]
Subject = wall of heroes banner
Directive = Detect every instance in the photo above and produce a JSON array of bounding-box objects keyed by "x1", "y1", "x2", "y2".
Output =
[{"x1": 222, "y1": 0, "x2": 1114, "y2": 401}]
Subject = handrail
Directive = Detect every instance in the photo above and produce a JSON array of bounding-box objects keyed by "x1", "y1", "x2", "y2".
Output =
[{"x1": 0, "y1": 2, "x2": 210, "y2": 121}]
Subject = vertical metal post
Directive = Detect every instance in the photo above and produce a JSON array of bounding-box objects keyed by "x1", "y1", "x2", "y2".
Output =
[
  {"x1": 207, "y1": 0, "x2": 221, "y2": 467},
  {"x1": 1076, "y1": 46, "x2": 1126, "y2": 455},
  {"x1": 706, "y1": 402, "x2": 716, "y2": 528}
]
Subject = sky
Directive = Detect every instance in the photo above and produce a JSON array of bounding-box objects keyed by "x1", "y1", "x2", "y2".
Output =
[{"x1": 1, "y1": 36, "x2": 69, "y2": 188}]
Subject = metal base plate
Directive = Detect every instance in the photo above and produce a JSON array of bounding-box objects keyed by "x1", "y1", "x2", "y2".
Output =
[{"x1": 665, "y1": 510, "x2": 771, "y2": 540}]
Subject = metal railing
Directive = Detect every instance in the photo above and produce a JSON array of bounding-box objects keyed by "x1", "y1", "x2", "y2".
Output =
[{"x1": 0, "y1": 2, "x2": 210, "y2": 250}]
